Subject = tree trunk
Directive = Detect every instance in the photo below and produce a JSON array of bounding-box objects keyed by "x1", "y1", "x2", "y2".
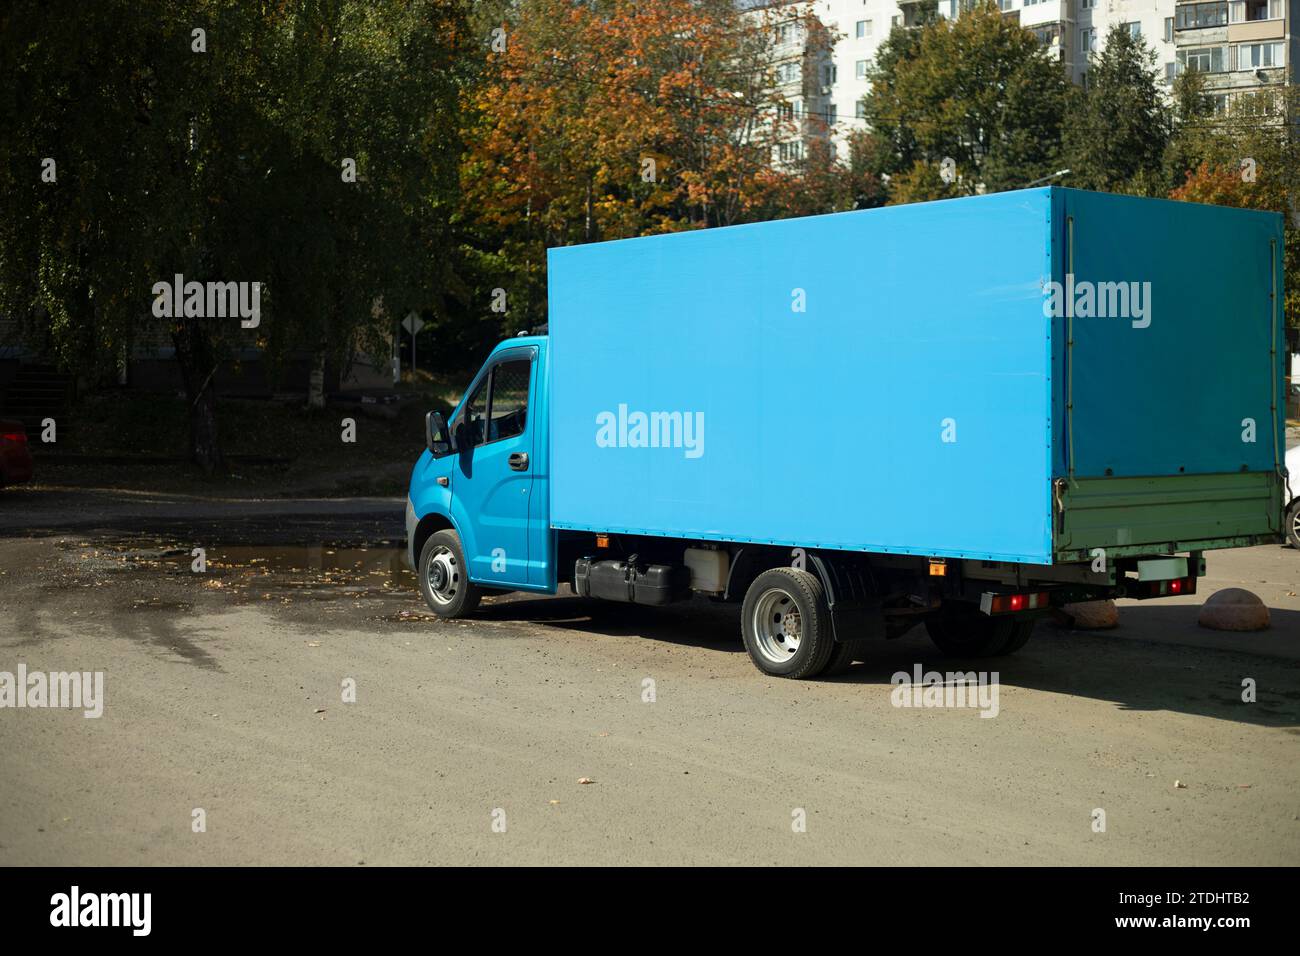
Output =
[
  {"x1": 171, "y1": 321, "x2": 225, "y2": 475},
  {"x1": 585, "y1": 176, "x2": 595, "y2": 242},
  {"x1": 307, "y1": 349, "x2": 326, "y2": 409}
]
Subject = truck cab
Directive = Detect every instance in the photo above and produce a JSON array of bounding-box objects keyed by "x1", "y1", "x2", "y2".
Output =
[{"x1": 407, "y1": 335, "x2": 556, "y2": 608}]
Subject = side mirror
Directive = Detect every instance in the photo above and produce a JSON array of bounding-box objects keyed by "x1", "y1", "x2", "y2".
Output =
[{"x1": 426, "y1": 411, "x2": 451, "y2": 456}]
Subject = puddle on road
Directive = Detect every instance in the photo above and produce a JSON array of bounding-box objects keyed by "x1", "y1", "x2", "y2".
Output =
[
  {"x1": 184, "y1": 544, "x2": 416, "y2": 599},
  {"x1": 69, "y1": 539, "x2": 417, "y2": 605},
  {"x1": 204, "y1": 545, "x2": 413, "y2": 582}
]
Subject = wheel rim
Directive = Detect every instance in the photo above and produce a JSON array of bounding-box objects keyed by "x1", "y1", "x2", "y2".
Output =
[
  {"x1": 1292, "y1": 507, "x2": 1300, "y2": 541},
  {"x1": 752, "y1": 587, "x2": 802, "y2": 664},
  {"x1": 425, "y1": 545, "x2": 461, "y2": 606}
]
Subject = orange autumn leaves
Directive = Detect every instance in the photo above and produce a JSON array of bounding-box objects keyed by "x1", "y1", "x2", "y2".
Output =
[{"x1": 462, "y1": 0, "x2": 792, "y2": 247}]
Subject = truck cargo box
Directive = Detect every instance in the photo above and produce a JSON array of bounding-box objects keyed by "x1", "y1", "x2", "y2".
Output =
[{"x1": 546, "y1": 187, "x2": 1285, "y2": 565}]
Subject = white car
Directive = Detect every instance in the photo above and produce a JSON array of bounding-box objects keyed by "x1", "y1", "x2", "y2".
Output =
[{"x1": 1287, "y1": 445, "x2": 1300, "y2": 549}]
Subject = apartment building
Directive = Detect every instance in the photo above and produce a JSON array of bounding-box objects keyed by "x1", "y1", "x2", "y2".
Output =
[
  {"x1": 1171, "y1": 0, "x2": 1295, "y2": 112},
  {"x1": 759, "y1": 0, "x2": 838, "y2": 163},
  {"x1": 1011, "y1": 0, "x2": 1177, "y2": 86},
  {"x1": 752, "y1": 0, "x2": 1296, "y2": 158}
]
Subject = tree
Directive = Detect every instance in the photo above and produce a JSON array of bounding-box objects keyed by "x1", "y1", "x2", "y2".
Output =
[
  {"x1": 455, "y1": 0, "x2": 790, "y2": 336},
  {"x1": 1062, "y1": 24, "x2": 1169, "y2": 194},
  {"x1": 859, "y1": 5, "x2": 1069, "y2": 203},
  {"x1": 1163, "y1": 69, "x2": 1218, "y2": 190},
  {"x1": 777, "y1": 132, "x2": 885, "y2": 219},
  {"x1": 0, "y1": 0, "x2": 472, "y2": 471},
  {"x1": 1170, "y1": 89, "x2": 1300, "y2": 328}
]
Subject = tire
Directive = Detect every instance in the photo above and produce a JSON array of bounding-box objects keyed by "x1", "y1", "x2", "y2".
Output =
[
  {"x1": 926, "y1": 609, "x2": 1034, "y2": 658},
  {"x1": 417, "y1": 529, "x2": 481, "y2": 618},
  {"x1": 740, "y1": 568, "x2": 836, "y2": 678},
  {"x1": 822, "y1": 639, "x2": 868, "y2": 677},
  {"x1": 999, "y1": 618, "x2": 1036, "y2": 655},
  {"x1": 1287, "y1": 499, "x2": 1300, "y2": 549}
]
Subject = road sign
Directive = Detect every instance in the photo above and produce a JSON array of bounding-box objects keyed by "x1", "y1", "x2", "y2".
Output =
[
  {"x1": 402, "y1": 311, "x2": 425, "y2": 377},
  {"x1": 402, "y1": 312, "x2": 424, "y2": 336}
]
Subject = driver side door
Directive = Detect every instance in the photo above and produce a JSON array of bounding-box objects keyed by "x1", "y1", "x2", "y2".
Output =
[{"x1": 451, "y1": 348, "x2": 536, "y2": 588}]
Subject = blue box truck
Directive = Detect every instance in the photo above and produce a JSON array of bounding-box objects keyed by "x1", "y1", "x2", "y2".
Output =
[{"x1": 406, "y1": 187, "x2": 1288, "y2": 678}]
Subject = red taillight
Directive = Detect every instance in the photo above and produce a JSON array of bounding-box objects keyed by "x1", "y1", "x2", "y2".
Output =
[
  {"x1": 0, "y1": 430, "x2": 26, "y2": 446},
  {"x1": 1145, "y1": 576, "x2": 1195, "y2": 598},
  {"x1": 989, "y1": 591, "x2": 1051, "y2": 614}
]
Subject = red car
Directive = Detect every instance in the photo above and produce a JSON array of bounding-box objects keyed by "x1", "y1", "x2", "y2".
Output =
[{"x1": 0, "y1": 420, "x2": 33, "y2": 484}]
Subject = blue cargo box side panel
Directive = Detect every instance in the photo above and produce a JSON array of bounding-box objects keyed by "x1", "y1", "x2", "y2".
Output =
[
  {"x1": 1050, "y1": 189, "x2": 1284, "y2": 479},
  {"x1": 548, "y1": 188, "x2": 1055, "y2": 563}
]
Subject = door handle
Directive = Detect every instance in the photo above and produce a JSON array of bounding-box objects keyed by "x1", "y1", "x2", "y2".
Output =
[{"x1": 508, "y1": 452, "x2": 529, "y2": 471}]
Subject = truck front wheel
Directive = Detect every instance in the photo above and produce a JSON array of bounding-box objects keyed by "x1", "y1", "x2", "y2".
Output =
[
  {"x1": 741, "y1": 568, "x2": 837, "y2": 679},
  {"x1": 418, "y1": 530, "x2": 482, "y2": 618},
  {"x1": 1286, "y1": 499, "x2": 1300, "y2": 549},
  {"x1": 926, "y1": 611, "x2": 1034, "y2": 658}
]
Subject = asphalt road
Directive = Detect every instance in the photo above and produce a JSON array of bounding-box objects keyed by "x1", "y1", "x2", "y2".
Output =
[{"x1": 0, "y1": 502, "x2": 1297, "y2": 866}]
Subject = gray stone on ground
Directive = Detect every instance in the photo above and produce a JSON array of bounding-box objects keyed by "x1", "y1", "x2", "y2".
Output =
[
  {"x1": 1061, "y1": 600, "x2": 1118, "y2": 630},
  {"x1": 1198, "y1": 588, "x2": 1270, "y2": 632}
]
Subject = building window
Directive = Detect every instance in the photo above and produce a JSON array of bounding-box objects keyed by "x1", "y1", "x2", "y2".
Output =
[
  {"x1": 1176, "y1": 2, "x2": 1228, "y2": 29},
  {"x1": 776, "y1": 101, "x2": 794, "y2": 123},
  {"x1": 1233, "y1": 0, "x2": 1283, "y2": 21},
  {"x1": 891, "y1": 14, "x2": 901, "y2": 27},
  {"x1": 777, "y1": 61, "x2": 799, "y2": 84},
  {"x1": 1164, "y1": 61, "x2": 1177, "y2": 83},
  {"x1": 856, "y1": 19, "x2": 871, "y2": 38},
  {"x1": 778, "y1": 141, "x2": 804, "y2": 163},
  {"x1": 1000, "y1": 0, "x2": 1015, "y2": 10},
  {"x1": 855, "y1": 101, "x2": 867, "y2": 119},
  {"x1": 1080, "y1": 0, "x2": 1094, "y2": 9},
  {"x1": 1177, "y1": 45, "x2": 1227, "y2": 73},
  {"x1": 1237, "y1": 41, "x2": 1284, "y2": 69},
  {"x1": 1032, "y1": 24, "x2": 1060, "y2": 46},
  {"x1": 823, "y1": 64, "x2": 837, "y2": 86},
  {"x1": 855, "y1": 59, "x2": 872, "y2": 78},
  {"x1": 1124, "y1": 21, "x2": 1141, "y2": 37},
  {"x1": 827, "y1": 104, "x2": 837, "y2": 125},
  {"x1": 1079, "y1": 27, "x2": 1095, "y2": 53},
  {"x1": 1164, "y1": 17, "x2": 1174, "y2": 41}
]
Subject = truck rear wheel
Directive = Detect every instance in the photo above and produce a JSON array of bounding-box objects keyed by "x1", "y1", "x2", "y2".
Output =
[
  {"x1": 741, "y1": 568, "x2": 836, "y2": 678},
  {"x1": 1286, "y1": 499, "x2": 1300, "y2": 549},
  {"x1": 822, "y1": 639, "x2": 868, "y2": 677},
  {"x1": 418, "y1": 530, "x2": 482, "y2": 618},
  {"x1": 926, "y1": 611, "x2": 1034, "y2": 658}
]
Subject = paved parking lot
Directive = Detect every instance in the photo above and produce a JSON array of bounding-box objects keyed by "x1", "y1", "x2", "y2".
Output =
[{"x1": 0, "y1": 509, "x2": 1296, "y2": 866}]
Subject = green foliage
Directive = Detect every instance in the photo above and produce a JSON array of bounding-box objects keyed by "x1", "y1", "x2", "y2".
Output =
[
  {"x1": 860, "y1": 5, "x2": 1068, "y2": 202},
  {"x1": 0, "y1": 0, "x2": 472, "y2": 468},
  {"x1": 1169, "y1": 88, "x2": 1300, "y2": 327},
  {"x1": 1062, "y1": 25, "x2": 1169, "y2": 194}
]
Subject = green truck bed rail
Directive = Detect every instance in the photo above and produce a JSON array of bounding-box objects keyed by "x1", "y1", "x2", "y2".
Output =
[{"x1": 1053, "y1": 472, "x2": 1283, "y2": 563}]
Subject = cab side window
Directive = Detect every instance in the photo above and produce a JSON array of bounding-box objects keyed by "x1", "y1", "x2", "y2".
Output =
[
  {"x1": 489, "y1": 359, "x2": 530, "y2": 442},
  {"x1": 462, "y1": 376, "x2": 489, "y2": 446}
]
